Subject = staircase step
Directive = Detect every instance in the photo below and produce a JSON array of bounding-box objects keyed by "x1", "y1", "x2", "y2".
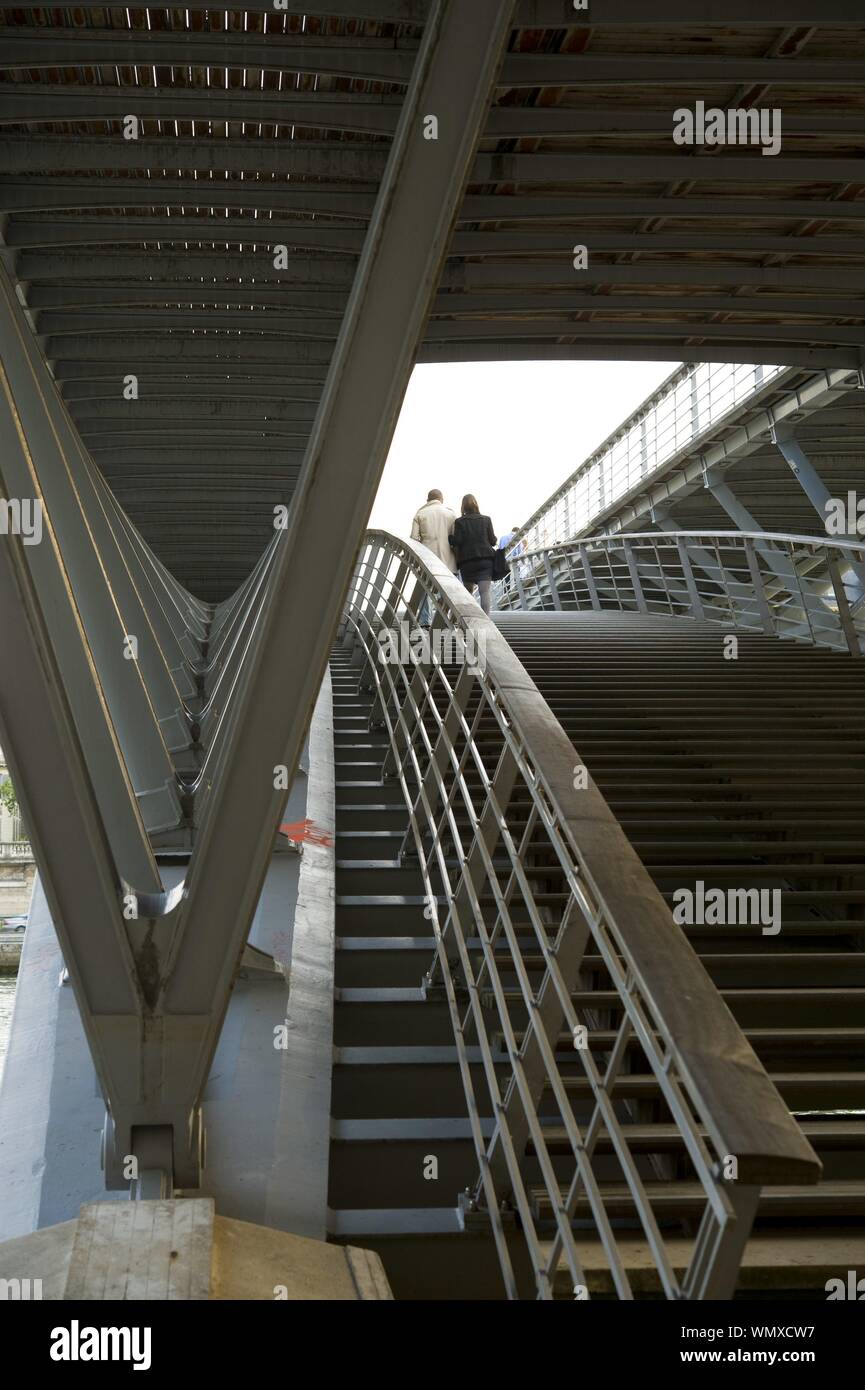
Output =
[
  {"x1": 336, "y1": 782, "x2": 404, "y2": 806},
  {"x1": 328, "y1": 618, "x2": 865, "y2": 1292},
  {"x1": 511, "y1": 1026, "x2": 865, "y2": 1056},
  {"x1": 331, "y1": 1049, "x2": 865, "y2": 1119},
  {"x1": 335, "y1": 936, "x2": 432, "y2": 988},
  {"x1": 495, "y1": 987, "x2": 865, "y2": 1028},
  {"x1": 337, "y1": 806, "x2": 408, "y2": 832},
  {"x1": 531, "y1": 1179, "x2": 865, "y2": 1224},
  {"x1": 337, "y1": 896, "x2": 439, "y2": 934},
  {"x1": 545, "y1": 1226, "x2": 865, "y2": 1297},
  {"x1": 334, "y1": 997, "x2": 451, "y2": 1046},
  {"x1": 530, "y1": 1120, "x2": 865, "y2": 1157}
]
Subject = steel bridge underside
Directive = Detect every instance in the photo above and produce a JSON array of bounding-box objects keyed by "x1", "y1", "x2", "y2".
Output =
[
  {"x1": 2, "y1": 2, "x2": 865, "y2": 595},
  {"x1": 1, "y1": 1, "x2": 864, "y2": 1242}
]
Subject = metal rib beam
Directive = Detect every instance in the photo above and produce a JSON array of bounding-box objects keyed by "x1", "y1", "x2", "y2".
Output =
[
  {"x1": 0, "y1": 88, "x2": 403, "y2": 134},
  {"x1": 90, "y1": 448, "x2": 305, "y2": 470},
  {"x1": 37, "y1": 312, "x2": 345, "y2": 337},
  {"x1": 5, "y1": 28, "x2": 865, "y2": 85},
  {"x1": 9, "y1": 218, "x2": 865, "y2": 258},
  {"x1": 36, "y1": 312, "x2": 865, "y2": 345},
  {"x1": 2, "y1": 86, "x2": 862, "y2": 135},
  {"x1": 46, "y1": 342, "x2": 861, "y2": 370},
  {"x1": 6, "y1": 181, "x2": 865, "y2": 226},
  {"x1": 44, "y1": 337, "x2": 335, "y2": 364},
  {"x1": 0, "y1": 31, "x2": 419, "y2": 83},
  {"x1": 7, "y1": 138, "x2": 865, "y2": 187},
  {"x1": 20, "y1": 251, "x2": 865, "y2": 292},
  {"x1": 24, "y1": 0, "x2": 865, "y2": 23},
  {"x1": 32, "y1": 287, "x2": 865, "y2": 320},
  {"x1": 16, "y1": 250, "x2": 359, "y2": 285},
  {"x1": 71, "y1": 400, "x2": 321, "y2": 424},
  {"x1": 416, "y1": 342, "x2": 860, "y2": 367},
  {"x1": 60, "y1": 374, "x2": 325, "y2": 399},
  {"x1": 51, "y1": 359, "x2": 332, "y2": 382},
  {"x1": 0, "y1": 266, "x2": 187, "y2": 823}
]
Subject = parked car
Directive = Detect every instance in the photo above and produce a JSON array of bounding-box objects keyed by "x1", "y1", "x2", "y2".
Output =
[{"x1": 2, "y1": 915, "x2": 27, "y2": 932}]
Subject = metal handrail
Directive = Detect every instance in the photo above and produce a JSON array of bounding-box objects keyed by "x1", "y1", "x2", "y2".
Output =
[
  {"x1": 341, "y1": 530, "x2": 819, "y2": 1301},
  {"x1": 497, "y1": 529, "x2": 865, "y2": 657}
]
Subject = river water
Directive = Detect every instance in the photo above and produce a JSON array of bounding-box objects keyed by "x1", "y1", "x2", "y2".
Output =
[{"x1": 0, "y1": 975, "x2": 17, "y2": 1082}]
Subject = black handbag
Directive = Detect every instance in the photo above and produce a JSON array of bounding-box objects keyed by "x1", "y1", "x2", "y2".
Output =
[{"x1": 492, "y1": 546, "x2": 509, "y2": 581}]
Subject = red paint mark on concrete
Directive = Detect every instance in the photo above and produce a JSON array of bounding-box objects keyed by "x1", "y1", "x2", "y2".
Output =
[{"x1": 279, "y1": 818, "x2": 333, "y2": 848}]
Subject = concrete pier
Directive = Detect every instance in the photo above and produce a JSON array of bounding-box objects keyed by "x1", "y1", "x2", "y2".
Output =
[
  {"x1": 0, "y1": 675, "x2": 337, "y2": 1248},
  {"x1": 0, "y1": 1198, "x2": 392, "y2": 1301}
]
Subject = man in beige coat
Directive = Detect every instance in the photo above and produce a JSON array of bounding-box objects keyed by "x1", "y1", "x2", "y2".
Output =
[{"x1": 410, "y1": 489, "x2": 457, "y2": 625}]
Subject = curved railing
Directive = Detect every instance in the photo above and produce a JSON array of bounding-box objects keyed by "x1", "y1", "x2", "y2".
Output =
[
  {"x1": 496, "y1": 530, "x2": 865, "y2": 656},
  {"x1": 340, "y1": 530, "x2": 819, "y2": 1301}
]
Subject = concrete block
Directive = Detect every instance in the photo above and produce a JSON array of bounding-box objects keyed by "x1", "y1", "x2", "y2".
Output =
[{"x1": 0, "y1": 1198, "x2": 392, "y2": 1301}]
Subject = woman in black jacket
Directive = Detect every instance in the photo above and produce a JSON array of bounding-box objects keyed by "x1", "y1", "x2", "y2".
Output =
[{"x1": 449, "y1": 495, "x2": 497, "y2": 615}]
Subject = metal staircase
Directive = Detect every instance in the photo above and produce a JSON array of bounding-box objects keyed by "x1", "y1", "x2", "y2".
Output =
[
  {"x1": 328, "y1": 651, "x2": 501, "y2": 1299},
  {"x1": 324, "y1": 531, "x2": 840, "y2": 1301},
  {"x1": 497, "y1": 612, "x2": 865, "y2": 1267}
]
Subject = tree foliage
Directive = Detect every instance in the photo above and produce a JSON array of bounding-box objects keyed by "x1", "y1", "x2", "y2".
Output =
[{"x1": 0, "y1": 776, "x2": 19, "y2": 817}]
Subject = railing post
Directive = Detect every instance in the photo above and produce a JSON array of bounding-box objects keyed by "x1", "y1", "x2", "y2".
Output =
[
  {"x1": 426, "y1": 743, "x2": 521, "y2": 991},
  {"x1": 379, "y1": 646, "x2": 437, "y2": 786},
  {"x1": 347, "y1": 546, "x2": 379, "y2": 629},
  {"x1": 481, "y1": 892, "x2": 593, "y2": 1206},
  {"x1": 682, "y1": 1183, "x2": 762, "y2": 1300},
  {"x1": 359, "y1": 558, "x2": 413, "y2": 694},
  {"x1": 676, "y1": 538, "x2": 706, "y2": 622},
  {"x1": 513, "y1": 567, "x2": 529, "y2": 609},
  {"x1": 743, "y1": 538, "x2": 775, "y2": 635},
  {"x1": 542, "y1": 552, "x2": 563, "y2": 611},
  {"x1": 398, "y1": 660, "x2": 477, "y2": 862},
  {"x1": 580, "y1": 547, "x2": 601, "y2": 611},
  {"x1": 828, "y1": 556, "x2": 864, "y2": 656},
  {"x1": 623, "y1": 543, "x2": 648, "y2": 613}
]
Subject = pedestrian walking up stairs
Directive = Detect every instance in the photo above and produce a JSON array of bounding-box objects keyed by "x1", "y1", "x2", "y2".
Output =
[{"x1": 324, "y1": 530, "x2": 864, "y2": 1302}]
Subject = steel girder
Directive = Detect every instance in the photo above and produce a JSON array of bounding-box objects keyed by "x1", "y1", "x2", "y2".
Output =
[
  {"x1": 7, "y1": 0, "x2": 862, "y2": 466},
  {"x1": 13, "y1": 182, "x2": 865, "y2": 226},
  {"x1": 54, "y1": 362, "x2": 332, "y2": 387},
  {"x1": 67, "y1": 400, "x2": 321, "y2": 425},
  {"x1": 154, "y1": 0, "x2": 520, "y2": 1098},
  {"x1": 43, "y1": 338, "x2": 864, "y2": 373},
  {"x1": 6, "y1": 28, "x2": 865, "y2": 86},
  {"x1": 595, "y1": 371, "x2": 865, "y2": 546},
  {"x1": 35, "y1": 312, "x2": 865, "y2": 349},
  {"x1": 30, "y1": 0, "x2": 865, "y2": 20},
  {"x1": 0, "y1": 270, "x2": 191, "y2": 817},
  {"x1": 0, "y1": 0, "x2": 517, "y2": 1197},
  {"x1": 773, "y1": 427, "x2": 845, "y2": 527},
  {"x1": 89, "y1": 449, "x2": 305, "y2": 471},
  {"x1": 9, "y1": 218, "x2": 865, "y2": 260},
  {"x1": 44, "y1": 337, "x2": 335, "y2": 364},
  {"x1": 420, "y1": 343, "x2": 862, "y2": 368},
  {"x1": 27, "y1": 287, "x2": 865, "y2": 320},
  {"x1": 4, "y1": 83, "x2": 865, "y2": 136},
  {"x1": 20, "y1": 253, "x2": 865, "y2": 292},
  {"x1": 7, "y1": 139, "x2": 865, "y2": 190}
]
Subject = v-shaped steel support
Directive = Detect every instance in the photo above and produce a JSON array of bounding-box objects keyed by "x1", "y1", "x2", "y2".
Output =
[{"x1": 0, "y1": 0, "x2": 517, "y2": 1195}]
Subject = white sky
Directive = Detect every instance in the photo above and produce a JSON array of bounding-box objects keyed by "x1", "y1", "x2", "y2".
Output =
[{"x1": 369, "y1": 359, "x2": 676, "y2": 538}]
